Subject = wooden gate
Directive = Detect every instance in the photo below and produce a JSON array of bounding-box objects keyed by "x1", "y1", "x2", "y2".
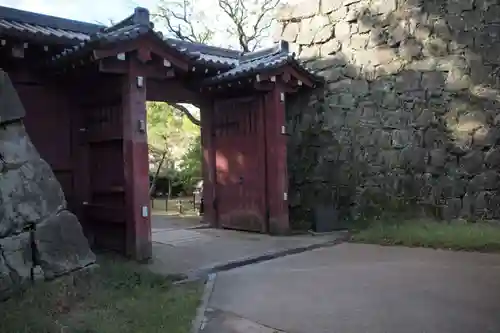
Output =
[
  {"x1": 77, "y1": 93, "x2": 127, "y2": 252},
  {"x1": 213, "y1": 96, "x2": 268, "y2": 232}
]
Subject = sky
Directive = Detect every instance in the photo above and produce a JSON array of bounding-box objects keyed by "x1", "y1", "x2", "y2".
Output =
[
  {"x1": 0, "y1": 0, "x2": 282, "y2": 49},
  {"x1": 0, "y1": 0, "x2": 158, "y2": 25}
]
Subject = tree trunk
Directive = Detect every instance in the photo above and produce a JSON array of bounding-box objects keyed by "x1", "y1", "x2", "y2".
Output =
[
  {"x1": 166, "y1": 178, "x2": 172, "y2": 212},
  {"x1": 149, "y1": 151, "x2": 167, "y2": 197},
  {"x1": 168, "y1": 179, "x2": 172, "y2": 200}
]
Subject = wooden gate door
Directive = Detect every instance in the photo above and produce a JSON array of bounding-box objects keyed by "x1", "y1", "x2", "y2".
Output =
[
  {"x1": 77, "y1": 97, "x2": 128, "y2": 252},
  {"x1": 213, "y1": 96, "x2": 267, "y2": 232}
]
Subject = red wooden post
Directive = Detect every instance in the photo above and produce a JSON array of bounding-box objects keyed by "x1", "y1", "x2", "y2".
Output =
[
  {"x1": 122, "y1": 59, "x2": 152, "y2": 261},
  {"x1": 264, "y1": 86, "x2": 290, "y2": 234},
  {"x1": 70, "y1": 93, "x2": 90, "y2": 232},
  {"x1": 200, "y1": 100, "x2": 217, "y2": 227}
]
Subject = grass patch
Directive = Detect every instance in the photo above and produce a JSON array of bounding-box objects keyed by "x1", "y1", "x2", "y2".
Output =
[
  {"x1": 151, "y1": 197, "x2": 197, "y2": 216},
  {"x1": 350, "y1": 219, "x2": 500, "y2": 252},
  {"x1": 0, "y1": 256, "x2": 202, "y2": 333}
]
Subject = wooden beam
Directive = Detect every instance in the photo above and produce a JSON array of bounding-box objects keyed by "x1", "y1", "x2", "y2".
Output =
[
  {"x1": 147, "y1": 78, "x2": 202, "y2": 104},
  {"x1": 137, "y1": 47, "x2": 151, "y2": 63},
  {"x1": 253, "y1": 65, "x2": 316, "y2": 89},
  {"x1": 98, "y1": 57, "x2": 175, "y2": 79},
  {"x1": 284, "y1": 66, "x2": 316, "y2": 88},
  {"x1": 11, "y1": 44, "x2": 24, "y2": 58},
  {"x1": 92, "y1": 33, "x2": 190, "y2": 71},
  {"x1": 254, "y1": 80, "x2": 275, "y2": 91}
]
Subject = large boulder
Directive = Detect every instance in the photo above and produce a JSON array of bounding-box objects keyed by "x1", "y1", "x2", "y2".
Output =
[
  {"x1": 0, "y1": 232, "x2": 33, "y2": 298},
  {"x1": 0, "y1": 122, "x2": 66, "y2": 238},
  {"x1": 0, "y1": 70, "x2": 95, "y2": 298},
  {"x1": 35, "y1": 210, "x2": 96, "y2": 280},
  {"x1": 0, "y1": 70, "x2": 25, "y2": 124}
]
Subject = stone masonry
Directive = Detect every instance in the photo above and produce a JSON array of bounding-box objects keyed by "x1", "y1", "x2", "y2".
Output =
[
  {"x1": 274, "y1": 0, "x2": 500, "y2": 225},
  {"x1": 0, "y1": 70, "x2": 95, "y2": 299}
]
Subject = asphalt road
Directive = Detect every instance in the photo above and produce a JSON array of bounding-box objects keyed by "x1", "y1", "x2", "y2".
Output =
[{"x1": 208, "y1": 243, "x2": 500, "y2": 333}]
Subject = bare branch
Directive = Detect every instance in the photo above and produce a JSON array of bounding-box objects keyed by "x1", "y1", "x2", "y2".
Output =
[
  {"x1": 155, "y1": 0, "x2": 277, "y2": 52},
  {"x1": 217, "y1": 0, "x2": 279, "y2": 51},
  {"x1": 218, "y1": 0, "x2": 250, "y2": 51},
  {"x1": 154, "y1": 0, "x2": 213, "y2": 43}
]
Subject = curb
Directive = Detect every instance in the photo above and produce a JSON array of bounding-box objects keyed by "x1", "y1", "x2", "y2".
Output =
[
  {"x1": 191, "y1": 273, "x2": 217, "y2": 333},
  {"x1": 186, "y1": 231, "x2": 350, "y2": 280}
]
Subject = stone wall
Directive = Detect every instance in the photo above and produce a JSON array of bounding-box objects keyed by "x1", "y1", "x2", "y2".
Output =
[
  {"x1": 0, "y1": 70, "x2": 95, "y2": 300},
  {"x1": 274, "y1": 0, "x2": 500, "y2": 225}
]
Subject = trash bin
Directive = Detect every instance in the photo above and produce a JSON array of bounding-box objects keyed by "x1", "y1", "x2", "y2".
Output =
[{"x1": 312, "y1": 204, "x2": 344, "y2": 232}]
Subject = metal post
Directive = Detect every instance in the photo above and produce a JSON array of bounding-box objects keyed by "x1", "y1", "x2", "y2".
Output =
[{"x1": 178, "y1": 199, "x2": 183, "y2": 215}]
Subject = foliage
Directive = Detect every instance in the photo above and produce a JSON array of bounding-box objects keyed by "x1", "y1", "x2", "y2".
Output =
[
  {"x1": 147, "y1": 101, "x2": 201, "y2": 194},
  {"x1": 154, "y1": 0, "x2": 279, "y2": 51},
  {"x1": 0, "y1": 256, "x2": 201, "y2": 333},
  {"x1": 178, "y1": 135, "x2": 203, "y2": 192},
  {"x1": 350, "y1": 219, "x2": 500, "y2": 252}
]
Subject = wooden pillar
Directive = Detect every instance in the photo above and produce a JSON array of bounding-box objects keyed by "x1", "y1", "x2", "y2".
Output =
[
  {"x1": 264, "y1": 86, "x2": 290, "y2": 234},
  {"x1": 200, "y1": 100, "x2": 217, "y2": 227},
  {"x1": 70, "y1": 90, "x2": 90, "y2": 232},
  {"x1": 122, "y1": 60, "x2": 152, "y2": 261}
]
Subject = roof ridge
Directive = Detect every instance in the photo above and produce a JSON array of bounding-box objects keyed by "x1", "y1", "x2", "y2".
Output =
[
  {"x1": 0, "y1": 5, "x2": 104, "y2": 34},
  {"x1": 165, "y1": 38, "x2": 242, "y2": 59},
  {"x1": 102, "y1": 7, "x2": 151, "y2": 34},
  {"x1": 239, "y1": 40, "x2": 289, "y2": 64}
]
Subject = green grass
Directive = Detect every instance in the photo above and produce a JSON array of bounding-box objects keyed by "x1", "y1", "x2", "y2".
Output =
[
  {"x1": 151, "y1": 197, "x2": 197, "y2": 216},
  {"x1": 350, "y1": 219, "x2": 500, "y2": 252},
  {"x1": 0, "y1": 256, "x2": 202, "y2": 333}
]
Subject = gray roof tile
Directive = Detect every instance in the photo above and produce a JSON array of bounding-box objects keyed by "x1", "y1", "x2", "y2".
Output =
[
  {"x1": 0, "y1": 5, "x2": 318, "y2": 84},
  {"x1": 202, "y1": 41, "x2": 321, "y2": 85},
  {"x1": 0, "y1": 5, "x2": 102, "y2": 43}
]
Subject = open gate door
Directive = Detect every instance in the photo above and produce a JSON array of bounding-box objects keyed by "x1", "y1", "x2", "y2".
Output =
[{"x1": 213, "y1": 96, "x2": 268, "y2": 232}]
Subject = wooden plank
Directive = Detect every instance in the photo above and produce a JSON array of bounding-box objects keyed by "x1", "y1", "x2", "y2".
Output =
[
  {"x1": 84, "y1": 204, "x2": 126, "y2": 224},
  {"x1": 213, "y1": 96, "x2": 267, "y2": 233}
]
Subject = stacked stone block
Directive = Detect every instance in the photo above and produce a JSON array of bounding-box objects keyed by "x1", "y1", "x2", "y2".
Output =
[
  {"x1": 0, "y1": 70, "x2": 95, "y2": 299},
  {"x1": 275, "y1": 0, "x2": 500, "y2": 224}
]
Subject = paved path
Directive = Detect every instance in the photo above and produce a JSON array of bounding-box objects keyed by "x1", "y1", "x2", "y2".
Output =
[
  {"x1": 149, "y1": 213, "x2": 343, "y2": 277},
  {"x1": 151, "y1": 213, "x2": 203, "y2": 231},
  {"x1": 204, "y1": 243, "x2": 500, "y2": 333}
]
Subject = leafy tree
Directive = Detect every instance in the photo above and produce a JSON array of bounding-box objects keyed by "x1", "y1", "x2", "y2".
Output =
[
  {"x1": 151, "y1": 0, "x2": 279, "y2": 125},
  {"x1": 147, "y1": 101, "x2": 200, "y2": 197},
  {"x1": 178, "y1": 135, "x2": 203, "y2": 192}
]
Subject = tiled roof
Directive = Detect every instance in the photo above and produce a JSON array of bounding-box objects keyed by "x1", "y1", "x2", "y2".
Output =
[
  {"x1": 166, "y1": 38, "x2": 240, "y2": 67},
  {"x1": 52, "y1": 23, "x2": 200, "y2": 64},
  {"x1": 203, "y1": 41, "x2": 321, "y2": 85},
  {"x1": 0, "y1": 5, "x2": 318, "y2": 85},
  {"x1": 51, "y1": 8, "x2": 237, "y2": 69},
  {"x1": 0, "y1": 5, "x2": 103, "y2": 44}
]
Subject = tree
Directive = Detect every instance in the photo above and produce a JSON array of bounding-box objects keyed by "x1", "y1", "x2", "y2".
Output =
[
  {"x1": 154, "y1": 0, "x2": 279, "y2": 52},
  {"x1": 152, "y1": 0, "x2": 280, "y2": 124},
  {"x1": 147, "y1": 101, "x2": 200, "y2": 197},
  {"x1": 172, "y1": 103, "x2": 201, "y2": 126},
  {"x1": 178, "y1": 135, "x2": 203, "y2": 191}
]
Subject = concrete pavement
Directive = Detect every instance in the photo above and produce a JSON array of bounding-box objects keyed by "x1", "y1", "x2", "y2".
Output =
[
  {"x1": 149, "y1": 213, "x2": 345, "y2": 278},
  {"x1": 205, "y1": 243, "x2": 500, "y2": 333}
]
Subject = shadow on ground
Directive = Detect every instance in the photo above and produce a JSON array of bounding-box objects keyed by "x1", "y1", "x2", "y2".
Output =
[{"x1": 148, "y1": 213, "x2": 345, "y2": 277}]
